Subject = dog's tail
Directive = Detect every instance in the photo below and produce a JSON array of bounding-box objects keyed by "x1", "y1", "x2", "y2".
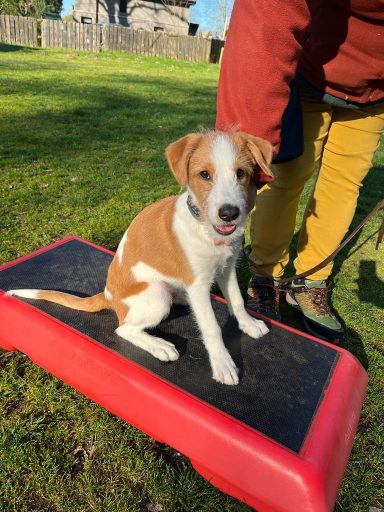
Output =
[{"x1": 7, "y1": 289, "x2": 108, "y2": 312}]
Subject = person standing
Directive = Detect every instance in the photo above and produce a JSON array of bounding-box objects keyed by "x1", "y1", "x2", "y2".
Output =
[{"x1": 216, "y1": 0, "x2": 384, "y2": 342}]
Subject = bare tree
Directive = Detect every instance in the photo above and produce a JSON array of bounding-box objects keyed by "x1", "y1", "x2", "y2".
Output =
[
  {"x1": 213, "y1": 0, "x2": 231, "y2": 39},
  {"x1": 192, "y1": 0, "x2": 233, "y2": 39}
]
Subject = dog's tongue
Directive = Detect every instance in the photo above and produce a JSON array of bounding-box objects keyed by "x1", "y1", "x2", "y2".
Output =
[{"x1": 215, "y1": 224, "x2": 236, "y2": 235}]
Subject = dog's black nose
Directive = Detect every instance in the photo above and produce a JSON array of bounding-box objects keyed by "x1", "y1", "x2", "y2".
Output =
[{"x1": 218, "y1": 204, "x2": 240, "y2": 222}]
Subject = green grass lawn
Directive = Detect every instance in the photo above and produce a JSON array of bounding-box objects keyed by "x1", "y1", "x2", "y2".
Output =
[{"x1": 0, "y1": 45, "x2": 383, "y2": 512}]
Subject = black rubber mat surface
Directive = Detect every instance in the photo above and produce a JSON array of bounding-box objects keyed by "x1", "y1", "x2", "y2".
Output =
[{"x1": 0, "y1": 239, "x2": 339, "y2": 452}]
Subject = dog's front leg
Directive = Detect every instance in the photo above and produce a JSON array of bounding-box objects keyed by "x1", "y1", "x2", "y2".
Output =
[
  {"x1": 187, "y1": 281, "x2": 239, "y2": 385},
  {"x1": 216, "y1": 263, "x2": 269, "y2": 339}
]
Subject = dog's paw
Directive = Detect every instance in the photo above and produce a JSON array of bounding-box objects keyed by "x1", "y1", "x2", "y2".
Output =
[
  {"x1": 151, "y1": 339, "x2": 180, "y2": 362},
  {"x1": 238, "y1": 315, "x2": 269, "y2": 339},
  {"x1": 211, "y1": 349, "x2": 239, "y2": 385}
]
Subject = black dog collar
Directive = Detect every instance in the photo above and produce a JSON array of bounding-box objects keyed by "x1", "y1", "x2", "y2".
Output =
[{"x1": 187, "y1": 195, "x2": 200, "y2": 220}]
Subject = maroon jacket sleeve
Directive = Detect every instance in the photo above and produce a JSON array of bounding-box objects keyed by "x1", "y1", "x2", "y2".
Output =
[{"x1": 216, "y1": 0, "x2": 319, "y2": 155}]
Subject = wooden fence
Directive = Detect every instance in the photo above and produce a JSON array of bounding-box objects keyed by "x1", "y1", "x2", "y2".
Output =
[
  {"x1": 0, "y1": 15, "x2": 37, "y2": 47},
  {"x1": 41, "y1": 20, "x2": 102, "y2": 52},
  {"x1": 0, "y1": 15, "x2": 224, "y2": 63}
]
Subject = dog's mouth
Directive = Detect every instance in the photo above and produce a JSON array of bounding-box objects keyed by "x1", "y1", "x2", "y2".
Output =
[{"x1": 213, "y1": 224, "x2": 237, "y2": 236}]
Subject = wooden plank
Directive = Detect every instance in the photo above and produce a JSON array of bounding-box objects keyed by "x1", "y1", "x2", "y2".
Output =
[
  {"x1": 9, "y1": 15, "x2": 15, "y2": 44},
  {"x1": 145, "y1": 30, "x2": 149, "y2": 56},
  {"x1": 79, "y1": 22, "x2": 82, "y2": 51},
  {"x1": 87, "y1": 24, "x2": 92, "y2": 51},
  {"x1": 140, "y1": 29, "x2": 144, "y2": 56},
  {"x1": 25, "y1": 16, "x2": 31, "y2": 46},
  {"x1": 69, "y1": 22, "x2": 74, "y2": 50},
  {"x1": 192, "y1": 36, "x2": 198, "y2": 63},
  {"x1": 64, "y1": 20, "x2": 69, "y2": 49},
  {"x1": 115, "y1": 26, "x2": 119, "y2": 52},
  {"x1": 14, "y1": 15, "x2": 19, "y2": 45},
  {"x1": 108, "y1": 25, "x2": 113, "y2": 51},
  {"x1": 58, "y1": 20, "x2": 62, "y2": 48},
  {"x1": 149, "y1": 31, "x2": 154, "y2": 56},
  {"x1": 76, "y1": 22, "x2": 81, "y2": 50},
  {"x1": 47, "y1": 19, "x2": 52, "y2": 48},
  {"x1": 5, "y1": 15, "x2": 11, "y2": 44},
  {"x1": 47, "y1": 19, "x2": 51, "y2": 47},
  {"x1": 55, "y1": 20, "x2": 59, "y2": 48},
  {"x1": 41, "y1": 19, "x2": 45, "y2": 47},
  {"x1": 110, "y1": 25, "x2": 115, "y2": 51},
  {"x1": 25, "y1": 17, "x2": 30, "y2": 47},
  {"x1": 145, "y1": 30, "x2": 150, "y2": 56},
  {"x1": 73, "y1": 21, "x2": 78, "y2": 50},
  {"x1": 14, "y1": 15, "x2": 20, "y2": 45},
  {"x1": 0, "y1": 16, "x2": 5, "y2": 43},
  {"x1": 127, "y1": 28, "x2": 133, "y2": 53},
  {"x1": 121, "y1": 26, "x2": 127, "y2": 52},
  {"x1": 70, "y1": 21, "x2": 74, "y2": 50},
  {"x1": 122, "y1": 26, "x2": 126, "y2": 52},
  {"x1": 74, "y1": 22, "x2": 78, "y2": 50},
  {"x1": 127, "y1": 27, "x2": 131, "y2": 52},
  {"x1": 59, "y1": 20, "x2": 63, "y2": 49},
  {"x1": 33, "y1": 17, "x2": 37, "y2": 47},
  {"x1": 86, "y1": 24, "x2": 91, "y2": 51},
  {"x1": 96, "y1": 24, "x2": 102, "y2": 52},
  {"x1": 4, "y1": 15, "x2": 9, "y2": 44},
  {"x1": 85, "y1": 24, "x2": 90, "y2": 51},
  {"x1": 56, "y1": 20, "x2": 61, "y2": 48},
  {"x1": 49, "y1": 20, "x2": 56, "y2": 48},
  {"x1": 8, "y1": 16, "x2": 13, "y2": 44},
  {"x1": 132, "y1": 28, "x2": 137, "y2": 54},
  {"x1": 118, "y1": 26, "x2": 123, "y2": 52},
  {"x1": 102, "y1": 26, "x2": 108, "y2": 51},
  {"x1": 93, "y1": 24, "x2": 97, "y2": 52},
  {"x1": 71, "y1": 21, "x2": 74, "y2": 50},
  {"x1": 63, "y1": 21, "x2": 68, "y2": 49},
  {"x1": 19, "y1": 15, "x2": 25, "y2": 46},
  {"x1": 26, "y1": 17, "x2": 30, "y2": 47},
  {"x1": 3, "y1": 15, "x2": 8, "y2": 43},
  {"x1": 142, "y1": 29, "x2": 146, "y2": 55},
  {"x1": 79, "y1": 22, "x2": 84, "y2": 50},
  {"x1": 112, "y1": 25, "x2": 116, "y2": 51},
  {"x1": 113, "y1": 26, "x2": 118, "y2": 51}
]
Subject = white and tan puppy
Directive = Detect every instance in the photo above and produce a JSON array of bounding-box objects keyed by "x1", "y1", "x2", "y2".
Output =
[{"x1": 9, "y1": 131, "x2": 274, "y2": 385}]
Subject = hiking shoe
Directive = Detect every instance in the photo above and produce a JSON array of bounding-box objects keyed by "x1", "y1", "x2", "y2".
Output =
[
  {"x1": 246, "y1": 276, "x2": 281, "y2": 321},
  {"x1": 285, "y1": 279, "x2": 344, "y2": 343}
]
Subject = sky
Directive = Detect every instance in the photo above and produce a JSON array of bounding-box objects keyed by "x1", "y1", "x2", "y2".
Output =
[{"x1": 61, "y1": 0, "x2": 234, "y2": 36}]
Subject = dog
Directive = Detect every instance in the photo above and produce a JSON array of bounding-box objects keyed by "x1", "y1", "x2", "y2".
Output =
[{"x1": 8, "y1": 131, "x2": 274, "y2": 385}]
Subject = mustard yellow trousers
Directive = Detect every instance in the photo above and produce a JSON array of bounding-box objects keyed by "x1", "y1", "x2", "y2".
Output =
[{"x1": 249, "y1": 91, "x2": 384, "y2": 280}]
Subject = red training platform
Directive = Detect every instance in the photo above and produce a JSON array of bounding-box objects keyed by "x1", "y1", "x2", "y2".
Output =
[{"x1": 0, "y1": 237, "x2": 368, "y2": 512}]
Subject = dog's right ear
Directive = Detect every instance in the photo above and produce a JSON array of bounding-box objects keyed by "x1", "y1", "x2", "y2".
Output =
[{"x1": 165, "y1": 133, "x2": 202, "y2": 187}]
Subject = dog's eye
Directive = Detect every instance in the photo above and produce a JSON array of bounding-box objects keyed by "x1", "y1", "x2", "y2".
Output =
[
  {"x1": 200, "y1": 170, "x2": 210, "y2": 180},
  {"x1": 236, "y1": 168, "x2": 246, "y2": 180}
]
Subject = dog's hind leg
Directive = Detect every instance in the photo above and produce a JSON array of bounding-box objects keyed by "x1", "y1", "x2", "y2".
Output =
[{"x1": 115, "y1": 281, "x2": 179, "y2": 362}]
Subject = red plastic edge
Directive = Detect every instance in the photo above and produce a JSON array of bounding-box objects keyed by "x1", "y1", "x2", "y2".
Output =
[{"x1": 0, "y1": 237, "x2": 368, "y2": 512}]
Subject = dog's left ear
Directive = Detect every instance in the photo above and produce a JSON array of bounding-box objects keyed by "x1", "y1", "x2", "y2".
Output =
[
  {"x1": 235, "y1": 132, "x2": 274, "y2": 187},
  {"x1": 166, "y1": 133, "x2": 202, "y2": 186},
  {"x1": 244, "y1": 134, "x2": 274, "y2": 178}
]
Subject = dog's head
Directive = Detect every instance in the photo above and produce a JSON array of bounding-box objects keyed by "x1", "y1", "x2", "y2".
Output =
[{"x1": 166, "y1": 130, "x2": 274, "y2": 242}]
